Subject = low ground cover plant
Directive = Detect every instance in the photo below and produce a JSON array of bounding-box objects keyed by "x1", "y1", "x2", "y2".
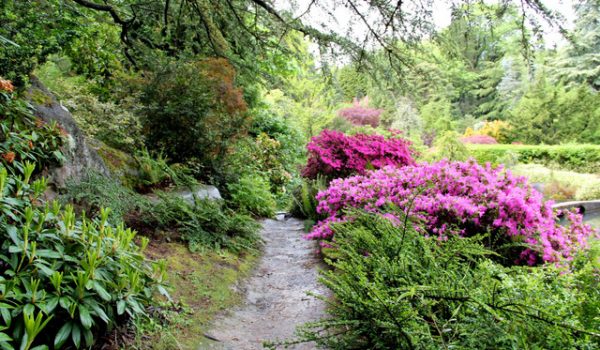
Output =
[
  {"x1": 296, "y1": 213, "x2": 599, "y2": 349},
  {"x1": 302, "y1": 130, "x2": 416, "y2": 180},
  {"x1": 63, "y1": 171, "x2": 142, "y2": 221},
  {"x1": 63, "y1": 172, "x2": 261, "y2": 253},
  {"x1": 308, "y1": 159, "x2": 597, "y2": 265},
  {"x1": 134, "y1": 193, "x2": 261, "y2": 253}
]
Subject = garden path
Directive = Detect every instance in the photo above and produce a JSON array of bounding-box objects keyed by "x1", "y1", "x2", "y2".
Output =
[{"x1": 201, "y1": 218, "x2": 329, "y2": 349}]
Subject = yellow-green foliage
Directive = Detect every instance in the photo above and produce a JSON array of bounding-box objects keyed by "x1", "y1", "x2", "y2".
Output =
[
  {"x1": 227, "y1": 174, "x2": 277, "y2": 217},
  {"x1": 511, "y1": 163, "x2": 600, "y2": 201},
  {"x1": 35, "y1": 59, "x2": 143, "y2": 152},
  {"x1": 464, "y1": 120, "x2": 512, "y2": 143},
  {"x1": 428, "y1": 131, "x2": 470, "y2": 162}
]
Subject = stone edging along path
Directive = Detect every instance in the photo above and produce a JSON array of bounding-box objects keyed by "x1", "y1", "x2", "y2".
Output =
[{"x1": 201, "y1": 218, "x2": 329, "y2": 350}]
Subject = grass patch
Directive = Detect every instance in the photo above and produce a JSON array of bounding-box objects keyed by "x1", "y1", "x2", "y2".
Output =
[
  {"x1": 511, "y1": 163, "x2": 600, "y2": 201},
  {"x1": 133, "y1": 242, "x2": 259, "y2": 350}
]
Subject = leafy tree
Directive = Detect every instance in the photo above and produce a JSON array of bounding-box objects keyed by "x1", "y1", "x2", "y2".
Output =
[
  {"x1": 387, "y1": 96, "x2": 423, "y2": 137},
  {"x1": 139, "y1": 57, "x2": 251, "y2": 177},
  {"x1": 264, "y1": 37, "x2": 337, "y2": 139},
  {"x1": 436, "y1": 3, "x2": 528, "y2": 119},
  {"x1": 420, "y1": 98, "x2": 455, "y2": 136},
  {"x1": 0, "y1": 0, "x2": 75, "y2": 86}
]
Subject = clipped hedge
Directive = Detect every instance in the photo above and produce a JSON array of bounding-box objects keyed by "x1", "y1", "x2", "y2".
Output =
[{"x1": 467, "y1": 144, "x2": 600, "y2": 172}]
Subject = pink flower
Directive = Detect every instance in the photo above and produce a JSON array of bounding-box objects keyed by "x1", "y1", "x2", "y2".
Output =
[
  {"x1": 307, "y1": 159, "x2": 598, "y2": 265},
  {"x1": 461, "y1": 135, "x2": 498, "y2": 144},
  {"x1": 302, "y1": 130, "x2": 416, "y2": 179}
]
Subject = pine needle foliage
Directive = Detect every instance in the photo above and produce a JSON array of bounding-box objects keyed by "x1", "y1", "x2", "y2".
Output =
[{"x1": 296, "y1": 212, "x2": 599, "y2": 349}]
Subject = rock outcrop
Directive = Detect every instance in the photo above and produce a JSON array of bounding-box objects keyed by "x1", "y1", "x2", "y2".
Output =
[{"x1": 27, "y1": 77, "x2": 110, "y2": 188}]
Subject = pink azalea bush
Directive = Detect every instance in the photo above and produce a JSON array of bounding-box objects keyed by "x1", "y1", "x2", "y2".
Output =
[
  {"x1": 461, "y1": 135, "x2": 498, "y2": 144},
  {"x1": 307, "y1": 159, "x2": 597, "y2": 265},
  {"x1": 337, "y1": 97, "x2": 383, "y2": 127},
  {"x1": 302, "y1": 130, "x2": 416, "y2": 180}
]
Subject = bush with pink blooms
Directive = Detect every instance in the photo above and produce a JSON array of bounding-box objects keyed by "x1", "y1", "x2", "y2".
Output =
[
  {"x1": 301, "y1": 130, "x2": 416, "y2": 180},
  {"x1": 307, "y1": 159, "x2": 597, "y2": 265},
  {"x1": 337, "y1": 97, "x2": 383, "y2": 127},
  {"x1": 461, "y1": 135, "x2": 498, "y2": 144}
]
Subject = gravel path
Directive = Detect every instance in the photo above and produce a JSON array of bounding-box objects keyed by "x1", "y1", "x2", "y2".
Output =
[{"x1": 201, "y1": 218, "x2": 329, "y2": 349}]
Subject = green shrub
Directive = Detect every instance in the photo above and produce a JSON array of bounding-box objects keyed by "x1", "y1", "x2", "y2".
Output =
[
  {"x1": 468, "y1": 144, "x2": 600, "y2": 172},
  {"x1": 0, "y1": 165, "x2": 164, "y2": 349},
  {"x1": 294, "y1": 212, "x2": 599, "y2": 349},
  {"x1": 135, "y1": 193, "x2": 261, "y2": 253},
  {"x1": 429, "y1": 130, "x2": 470, "y2": 162},
  {"x1": 132, "y1": 149, "x2": 176, "y2": 192},
  {"x1": 139, "y1": 57, "x2": 251, "y2": 179},
  {"x1": 227, "y1": 174, "x2": 277, "y2": 218},
  {"x1": 220, "y1": 133, "x2": 295, "y2": 196},
  {"x1": 0, "y1": 87, "x2": 65, "y2": 173},
  {"x1": 249, "y1": 110, "x2": 305, "y2": 178},
  {"x1": 0, "y1": 91, "x2": 164, "y2": 349},
  {"x1": 289, "y1": 176, "x2": 327, "y2": 222},
  {"x1": 36, "y1": 59, "x2": 143, "y2": 153},
  {"x1": 63, "y1": 171, "x2": 142, "y2": 220}
]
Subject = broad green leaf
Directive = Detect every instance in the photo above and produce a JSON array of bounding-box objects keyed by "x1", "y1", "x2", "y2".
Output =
[
  {"x1": 86, "y1": 302, "x2": 109, "y2": 324},
  {"x1": 53, "y1": 322, "x2": 72, "y2": 349},
  {"x1": 45, "y1": 296, "x2": 59, "y2": 313},
  {"x1": 116, "y1": 300, "x2": 126, "y2": 315},
  {"x1": 30, "y1": 346, "x2": 48, "y2": 350},
  {"x1": 35, "y1": 250, "x2": 62, "y2": 259},
  {"x1": 6, "y1": 226, "x2": 19, "y2": 246},
  {"x1": 92, "y1": 282, "x2": 111, "y2": 301},
  {"x1": 78, "y1": 305, "x2": 92, "y2": 330},
  {"x1": 83, "y1": 328, "x2": 93, "y2": 348},
  {"x1": 71, "y1": 324, "x2": 81, "y2": 349}
]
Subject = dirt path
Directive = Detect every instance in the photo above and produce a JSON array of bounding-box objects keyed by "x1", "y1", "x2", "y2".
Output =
[{"x1": 201, "y1": 218, "x2": 329, "y2": 350}]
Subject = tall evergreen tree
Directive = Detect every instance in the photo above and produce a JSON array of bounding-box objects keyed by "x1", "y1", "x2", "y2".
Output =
[{"x1": 553, "y1": 0, "x2": 600, "y2": 90}]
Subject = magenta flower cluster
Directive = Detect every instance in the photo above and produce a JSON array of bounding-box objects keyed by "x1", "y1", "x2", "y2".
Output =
[
  {"x1": 301, "y1": 130, "x2": 416, "y2": 180},
  {"x1": 461, "y1": 135, "x2": 498, "y2": 144},
  {"x1": 306, "y1": 159, "x2": 597, "y2": 265},
  {"x1": 337, "y1": 101, "x2": 383, "y2": 127}
]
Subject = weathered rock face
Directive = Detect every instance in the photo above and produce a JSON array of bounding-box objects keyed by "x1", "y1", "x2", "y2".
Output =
[
  {"x1": 178, "y1": 185, "x2": 222, "y2": 204},
  {"x1": 146, "y1": 185, "x2": 223, "y2": 204},
  {"x1": 27, "y1": 77, "x2": 110, "y2": 188}
]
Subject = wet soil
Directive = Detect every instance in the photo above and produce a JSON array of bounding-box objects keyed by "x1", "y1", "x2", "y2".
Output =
[{"x1": 201, "y1": 218, "x2": 329, "y2": 349}]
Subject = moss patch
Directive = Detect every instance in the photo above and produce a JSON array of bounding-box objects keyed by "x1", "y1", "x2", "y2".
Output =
[
  {"x1": 26, "y1": 87, "x2": 53, "y2": 106},
  {"x1": 91, "y1": 140, "x2": 140, "y2": 188},
  {"x1": 139, "y1": 242, "x2": 258, "y2": 350}
]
